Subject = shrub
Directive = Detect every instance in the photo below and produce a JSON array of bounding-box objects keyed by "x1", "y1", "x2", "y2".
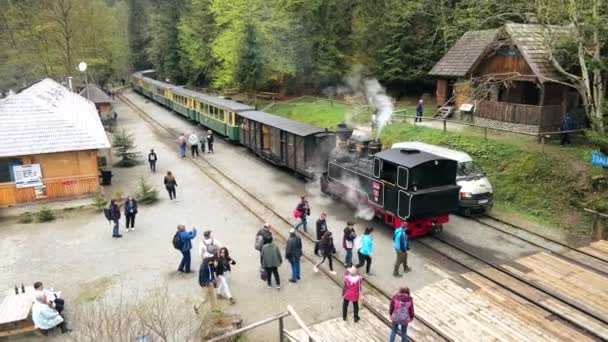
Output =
[
  {"x1": 17, "y1": 213, "x2": 33, "y2": 224},
  {"x1": 35, "y1": 208, "x2": 55, "y2": 222},
  {"x1": 112, "y1": 128, "x2": 141, "y2": 167},
  {"x1": 135, "y1": 176, "x2": 159, "y2": 204},
  {"x1": 92, "y1": 192, "x2": 108, "y2": 211}
]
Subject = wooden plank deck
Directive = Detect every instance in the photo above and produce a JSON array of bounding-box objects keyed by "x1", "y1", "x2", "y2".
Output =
[
  {"x1": 502, "y1": 252, "x2": 608, "y2": 322},
  {"x1": 288, "y1": 309, "x2": 390, "y2": 342},
  {"x1": 578, "y1": 240, "x2": 608, "y2": 263}
]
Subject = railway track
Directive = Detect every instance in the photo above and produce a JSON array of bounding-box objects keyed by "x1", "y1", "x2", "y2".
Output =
[
  {"x1": 418, "y1": 235, "x2": 608, "y2": 341},
  {"x1": 469, "y1": 215, "x2": 608, "y2": 277},
  {"x1": 117, "y1": 90, "x2": 450, "y2": 342}
]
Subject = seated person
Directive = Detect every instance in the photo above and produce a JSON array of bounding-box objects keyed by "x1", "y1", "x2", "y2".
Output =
[
  {"x1": 32, "y1": 292, "x2": 70, "y2": 334},
  {"x1": 34, "y1": 281, "x2": 64, "y2": 313}
]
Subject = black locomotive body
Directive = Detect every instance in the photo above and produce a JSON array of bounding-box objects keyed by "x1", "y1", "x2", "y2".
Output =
[{"x1": 321, "y1": 145, "x2": 461, "y2": 237}]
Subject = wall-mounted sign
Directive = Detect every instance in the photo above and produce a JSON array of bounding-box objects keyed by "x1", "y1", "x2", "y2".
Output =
[
  {"x1": 591, "y1": 152, "x2": 608, "y2": 168},
  {"x1": 13, "y1": 164, "x2": 43, "y2": 188}
]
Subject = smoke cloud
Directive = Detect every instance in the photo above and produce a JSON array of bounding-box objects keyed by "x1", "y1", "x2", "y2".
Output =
[{"x1": 341, "y1": 174, "x2": 375, "y2": 221}]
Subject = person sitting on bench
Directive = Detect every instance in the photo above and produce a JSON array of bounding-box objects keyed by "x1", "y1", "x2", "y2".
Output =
[
  {"x1": 32, "y1": 292, "x2": 71, "y2": 335},
  {"x1": 34, "y1": 281, "x2": 65, "y2": 313}
]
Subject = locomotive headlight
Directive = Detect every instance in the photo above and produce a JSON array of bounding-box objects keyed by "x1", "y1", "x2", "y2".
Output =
[{"x1": 459, "y1": 192, "x2": 472, "y2": 199}]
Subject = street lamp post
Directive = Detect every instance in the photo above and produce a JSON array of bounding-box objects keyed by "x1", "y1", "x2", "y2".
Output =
[{"x1": 78, "y1": 62, "x2": 88, "y2": 100}]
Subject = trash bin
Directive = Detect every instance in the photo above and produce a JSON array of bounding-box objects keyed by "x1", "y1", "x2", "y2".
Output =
[{"x1": 100, "y1": 170, "x2": 113, "y2": 186}]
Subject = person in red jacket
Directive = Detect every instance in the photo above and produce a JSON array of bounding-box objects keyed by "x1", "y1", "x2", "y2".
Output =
[
  {"x1": 389, "y1": 287, "x2": 415, "y2": 342},
  {"x1": 342, "y1": 267, "x2": 362, "y2": 322}
]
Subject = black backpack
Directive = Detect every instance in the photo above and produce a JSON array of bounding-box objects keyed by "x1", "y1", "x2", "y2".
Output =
[
  {"x1": 172, "y1": 232, "x2": 183, "y2": 250},
  {"x1": 103, "y1": 206, "x2": 112, "y2": 221}
]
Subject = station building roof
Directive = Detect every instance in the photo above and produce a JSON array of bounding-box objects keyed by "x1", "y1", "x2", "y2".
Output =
[
  {"x1": 0, "y1": 78, "x2": 110, "y2": 158},
  {"x1": 239, "y1": 111, "x2": 326, "y2": 137},
  {"x1": 79, "y1": 84, "x2": 114, "y2": 104}
]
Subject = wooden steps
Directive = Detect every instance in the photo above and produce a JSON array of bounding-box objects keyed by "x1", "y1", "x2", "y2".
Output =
[{"x1": 433, "y1": 106, "x2": 454, "y2": 119}]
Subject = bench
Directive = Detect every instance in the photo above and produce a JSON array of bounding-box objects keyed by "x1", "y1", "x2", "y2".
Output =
[{"x1": 0, "y1": 287, "x2": 41, "y2": 337}]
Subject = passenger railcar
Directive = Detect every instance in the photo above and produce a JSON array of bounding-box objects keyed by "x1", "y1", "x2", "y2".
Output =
[
  {"x1": 321, "y1": 146, "x2": 461, "y2": 237},
  {"x1": 238, "y1": 111, "x2": 336, "y2": 178}
]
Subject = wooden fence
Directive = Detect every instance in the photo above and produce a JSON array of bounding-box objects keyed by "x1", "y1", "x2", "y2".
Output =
[
  {"x1": 476, "y1": 100, "x2": 563, "y2": 127},
  {"x1": 0, "y1": 175, "x2": 98, "y2": 207}
]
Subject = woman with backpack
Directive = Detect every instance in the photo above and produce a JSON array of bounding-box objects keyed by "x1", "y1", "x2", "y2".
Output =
[
  {"x1": 355, "y1": 227, "x2": 374, "y2": 275},
  {"x1": 216, "y1": 247, "x2": 236, "y2": 304},
  {"x1": 342, "y1": 266, "x2": 362, "y2": 322},
  {"x1": 163, "y1": 171, "x2": 178, "y2": 200},
  {"x1": 389, "y1": 287, "x2": 415, "y2": 342},
  {"x1": 313, "y1": 231, "x2": 337, "y2": 275},
  {"x1": 199, "y1": 230, "x2": 221, "y2": 259}
]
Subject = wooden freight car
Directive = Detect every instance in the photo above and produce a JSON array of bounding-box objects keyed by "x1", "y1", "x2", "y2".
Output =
[{"x1": 237, "y1": 111, "x2": 336, "y2": 179}]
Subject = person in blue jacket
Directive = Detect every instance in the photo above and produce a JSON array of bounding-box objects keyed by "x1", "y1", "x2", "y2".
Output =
[
  {"x1": 177, "y1": 224, "x2": 197, "y2": 273},
  {"x1": 393, "y1": 222, "x2": 411, "y2": 277},
  {"x1": 355, "y1": 227, "x2": 374, "y2": 275},
  {"x1": 560, "y1": 113, "x2": 575, "y2": 146}
]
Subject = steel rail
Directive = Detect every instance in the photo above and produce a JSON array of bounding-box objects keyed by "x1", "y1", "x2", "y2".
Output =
[
  {"x1": 418, "y1": 236, "x2": 608, "y2": 341},
  {"x1": 468, "y1": 216, "x2": 608, "y2": 277},
  {"x1": 117, "y1": 89, "x2": 451, "y2": 342},
  {"x1": 483, "y1": 214, "x2": 608, "y2": 264}
]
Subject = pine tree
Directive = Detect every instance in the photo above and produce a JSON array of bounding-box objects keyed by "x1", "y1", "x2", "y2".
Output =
[
  {"x1": 135, "y1": 176, "x2": 159, "y2": 204},
  {"x1": 112, "y1": 128, "x2": 141, "y2": 167}
]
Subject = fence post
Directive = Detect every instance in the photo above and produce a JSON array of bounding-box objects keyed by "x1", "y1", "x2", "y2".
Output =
[
  {"x1": 279, "y1": 316, "x2": 285, "y2": 342},
  {"x1": 443, "y1": 119, "x2": 447, "y2": 132},
  {"x1": 484, "y1": 127, "x2": 487, "y2": 141},
  {"x1": 592, "y1": 214, "x2": 604, "y2": 241},
  {"x1": 541, "y1": 136, "x2": 545, "y2": 153}
]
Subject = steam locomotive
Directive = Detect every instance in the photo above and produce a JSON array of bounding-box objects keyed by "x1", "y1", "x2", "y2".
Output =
[
  {"x1": 130, "y1": 71, "x2": 460, "y2": 237},
  {"x1": 321, "y1": 126, "x2": 461, "y2": 237}
]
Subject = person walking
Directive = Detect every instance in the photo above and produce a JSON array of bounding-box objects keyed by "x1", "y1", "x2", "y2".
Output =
[
  {"x1": 164, "y1": 171, "x2": 178, "y2": 200},
  {"x1": 293, "y1": 196, "x2": 310, "y2": 232},
  {"x1": 216, "y1": 247, "x2": 236, "y2": 304},
  {"x1": 207, "y1": 130, "x2": 214, "y2": 154},
  {"x1": 148, "y1": 149, "x2": 158, "y2": 172},
  {"x1": 188, "y1": 132, "x2": 200, "y2": 157},
  {"x1": 124, "y1": 196, "x2": 138, "y2": 232},
  {"x1": 109, "y1": 199, "x2": 122, "y2": 238},
  {"x1": 200, "y1": 135, "x2": 206, "y2": 153},
  {"x1": 342, "y1": 267, "x2": 362, "y2": 322},
  {"x1": 393, "y1": 222, "x2": 411, "y2": 277},
  {"x1": 314, "y1": 213, "x2": 328, "y2": 255},
  {"x1": 261, "y1": 236, "x2": 282, "y2": 289},
  {"x1": 343, "y1": 221, "x2": 357, "y2": 267},
  {"x1": 314, "y1": 231, "x2": 337, "y2": 275},
  {"x1": 176, "y1": 225, "x2": 197, "y2": 273},
  {"x1": 177, "y1": 133, "x2": 187, "y2": 158},
  {"x1": 389, "y1": 287, "x2": 415, "y2": 342},
  {"x1": 560, "y1": 113, "x2": 575, "y2": 146},
  {"x1": 415, "y1": 99, "x2": 423, "y2": 122},
  {"x1": 285, "y1": 228, "x2": 303, "y2": 283},
  {"x1": 355, "y1": 227, "x2": 374, "y2": 275},
  {"x1": 197, "y1": 255, "x2": 218, "y2": 312},
  {"x1": 199, "y1": 230, "x2": 221, "y2": 259}
]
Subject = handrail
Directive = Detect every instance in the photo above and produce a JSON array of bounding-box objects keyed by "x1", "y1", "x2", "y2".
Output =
[
  {"x1": 206, "y1": 312, "x2": 289, "y2": 342},
  {"x1": 287, "y1": 305, "x2": 315, "y2": 340},
  {"x1": 584, "y1": 208, "x2": 608, "y2": 218}
]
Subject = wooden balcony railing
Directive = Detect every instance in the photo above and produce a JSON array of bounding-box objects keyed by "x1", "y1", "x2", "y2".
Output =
[{"x1": 475, "y1": 100, "x2": 564, "y2": 127}]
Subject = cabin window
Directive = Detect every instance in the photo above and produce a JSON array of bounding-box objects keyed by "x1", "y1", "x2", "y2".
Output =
[
  {"x1": 380, "y1": 161, "x2": 398, "y2": 184},
  {"x1": 219, "y1": 109, "x2": 225, "y2": 122},
  {"x1": 397, "y1": 167, "x2": 408, "y2": 189},
  {"x1": 373, "y1": 158, "x2": 381, "y2": 178},
  {"x1": 0, "y1": 158, "x2": 22, "y2": 183}
]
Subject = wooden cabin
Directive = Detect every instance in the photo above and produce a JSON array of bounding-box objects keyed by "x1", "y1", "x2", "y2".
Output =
[
  {"x1": 0, "y1": 79, "x2": 110, "y2": 206},
  {"x1": 80, "y1": 84, "x2": 114, "y2": 117},
  {"x1": 429, "y1": 24, "x2": 583, "y2": 133}
]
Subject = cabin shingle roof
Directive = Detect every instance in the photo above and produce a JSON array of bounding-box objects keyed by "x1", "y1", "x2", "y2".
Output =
[
  {"x1": 0, "y1": 79, "x2": 110, "y2": 158},
  {"x1": 429, "y1": 29, "x2": 500, "y2": 77}
]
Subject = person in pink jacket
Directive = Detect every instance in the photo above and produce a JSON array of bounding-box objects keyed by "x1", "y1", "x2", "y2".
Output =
[{"x1": 342, "y1": 266, "x2": 362, "y2": 322}]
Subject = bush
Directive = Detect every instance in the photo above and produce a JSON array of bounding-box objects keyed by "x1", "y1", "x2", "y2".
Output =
[
  {"x1": 35, "y1": 208, "x2": 55, "y2": 222},
  {"x1": 17, "y1": 213, "x2": 33, "y2": 224},
  {"x1": 112, "y1": 128, "x2": 141, "y2": 167},
  {"x1": 135, "y1": 176, "x2": 159, "y2": 204},
  {"x1": 92, "y1": 192, "x2": 108, "y2": 211}
]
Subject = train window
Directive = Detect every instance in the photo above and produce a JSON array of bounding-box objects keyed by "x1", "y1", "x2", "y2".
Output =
[
  {"x1": 219, "y1": 109, "x2": 225, "y2": 122},
  {"x1": 397, "y1": 167, "x2": 408, "y2": 189},
  {"x1": 373, "y1": 158, "x2": 381, "y2": 178},
  {"x1": 380, "y1": 161, "x2": 397, "y2": 184}
]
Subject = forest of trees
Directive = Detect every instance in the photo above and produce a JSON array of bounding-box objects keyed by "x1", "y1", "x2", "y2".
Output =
[{"x1": 1, "y1": 0, "x2": 606, "y2": 131}]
